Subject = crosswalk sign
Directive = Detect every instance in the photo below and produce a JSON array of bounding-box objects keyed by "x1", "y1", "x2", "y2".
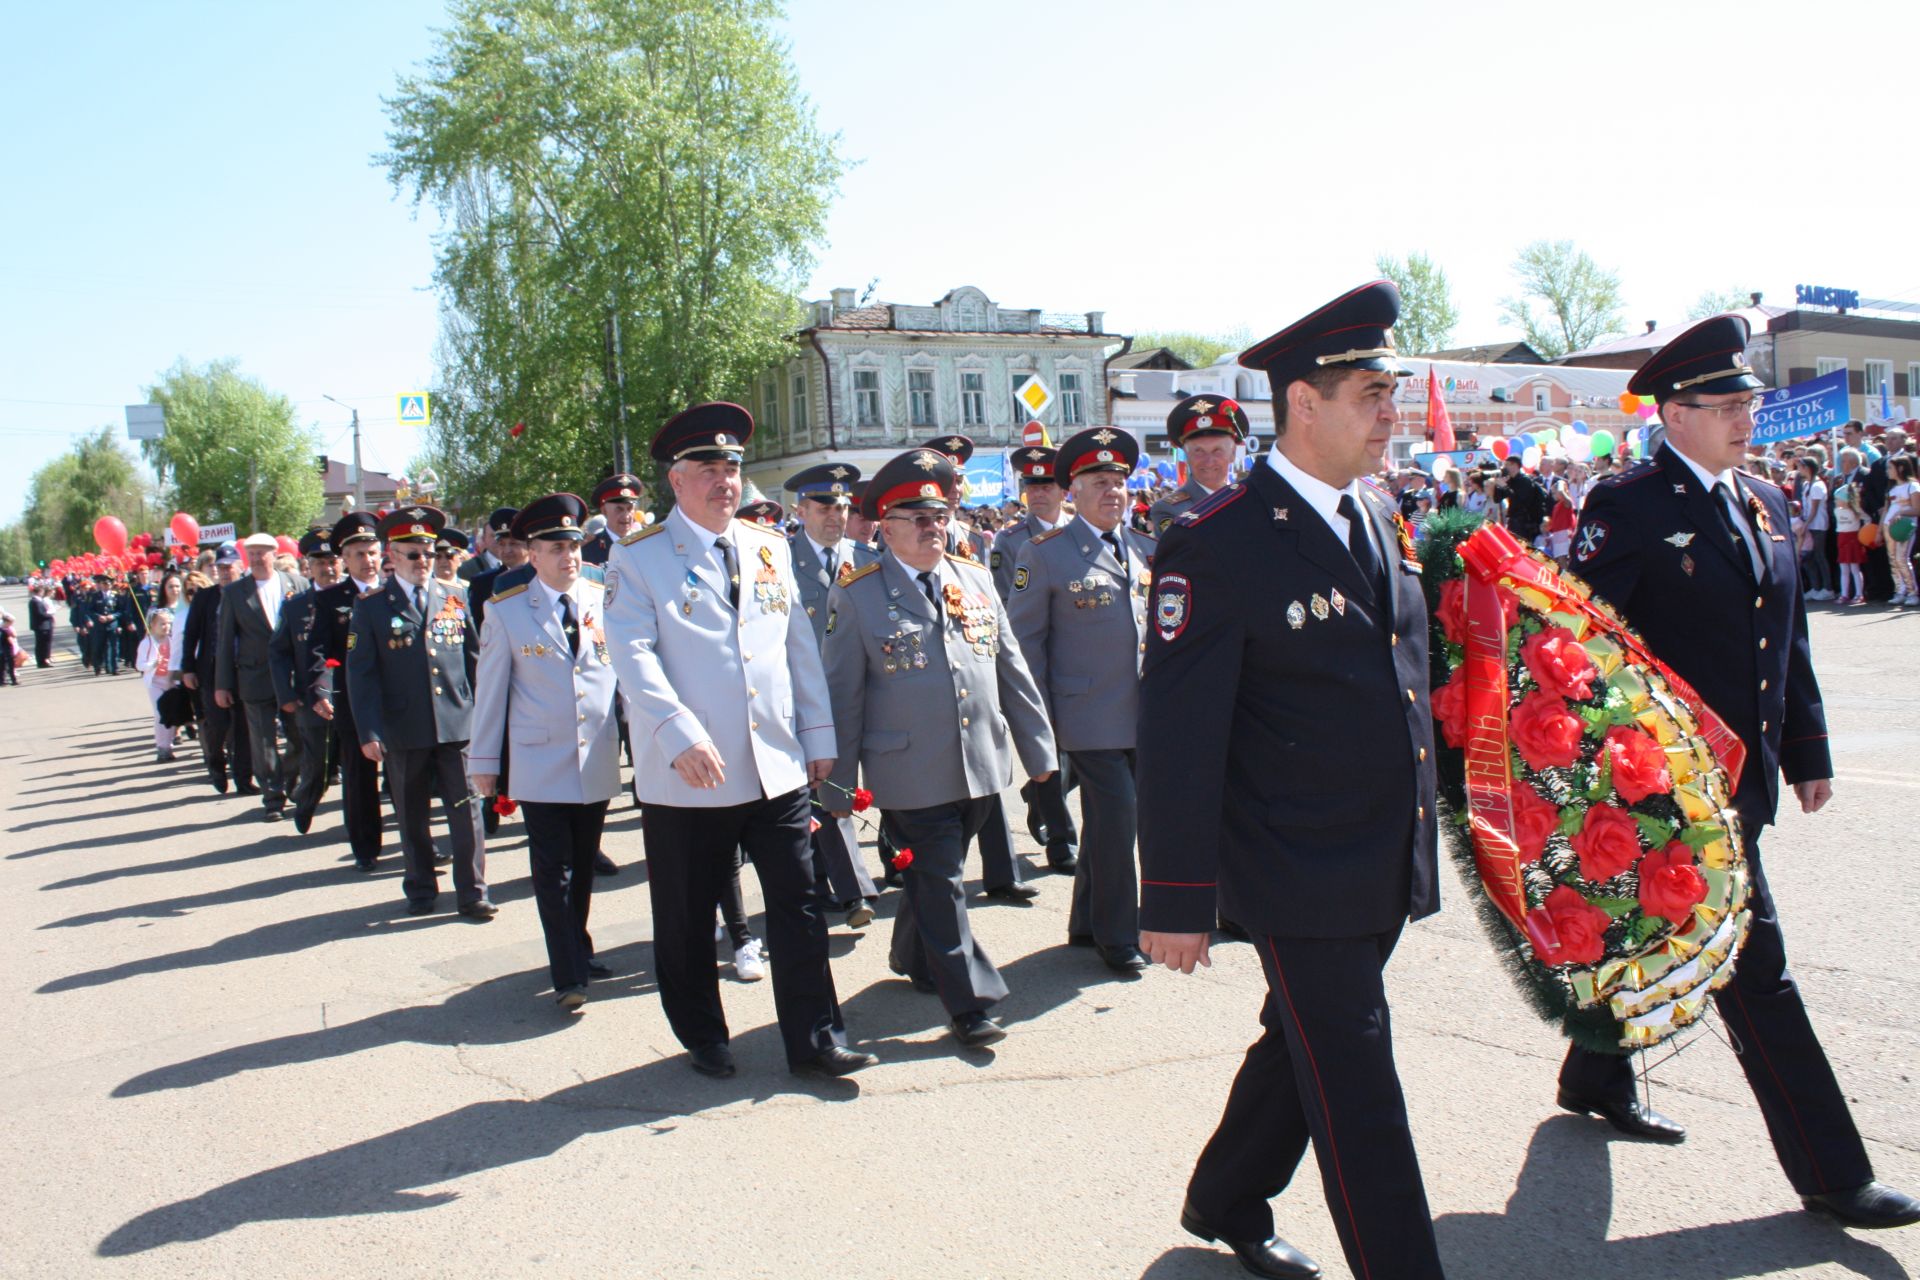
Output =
[{"x1": 397, "y1": 393, "x2": 431, "y2": 425}]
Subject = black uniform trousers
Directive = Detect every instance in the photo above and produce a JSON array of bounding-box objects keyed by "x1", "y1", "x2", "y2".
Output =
[
  {"x1": 1065, "y1": 748, "x2": 1138, "y2": 948},
  {"x1": 972, "y1": 792, "x2": 1026, "y2": 890},
  {"x1": 1021, "y1": 759, "x2": 1079, "y2": 865},
  {"x1": 886, "y1": 796, "x2": 1009, "y2": 1017},
  {"x1": 288, "y1": 715, "x2": 331, "y2": 822},
  {"x1": 387, "y1": 741, "x2": 486, "y2": 908},
  {"x1": 34, "y1": 626, "x2": 53, "y2": 667},
  {"x1": 640, "y1": 786, "x2": 846, "y2": 1066},
  {"x1": 198, "y1": 683, "x2": 254, "y2": 790},
  {"x1": 1558, "y1": 824, "x2": 1872, "y2": 1196},
  {"x1": 331, "y1": 699, "x2": 382, "y2": 864},
  {"x1": 240, "y1": 698, "x2": 300, "y2": 811},
  {"x1": 521, "y1": 799, "x2": 607, "y2": 991},
  {"x1": 810, "y1": 799, "x2": 878, "y2": 905},
  {"x1": 1188, "y1": 926, "x2": 1443, "y2": 1280}
]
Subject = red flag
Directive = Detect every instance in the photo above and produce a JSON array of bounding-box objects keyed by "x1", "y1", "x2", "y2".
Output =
[{"x1": 1427, "y1": 364, "x2": 1457, "y2": 452}]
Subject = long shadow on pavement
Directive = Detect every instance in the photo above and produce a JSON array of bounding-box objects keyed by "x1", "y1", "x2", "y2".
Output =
[{"x1": 35, "y1": 815, "x2": 301, "y2": 880}]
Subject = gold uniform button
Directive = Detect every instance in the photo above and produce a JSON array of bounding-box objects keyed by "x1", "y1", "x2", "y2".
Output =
[
  {"x1": 1390, "y1": 634, "x2": 1399, "y2": 647},
  {"x1": 576, "y1": 690, "x2": 585, "y2": 700},
  {"x1": 434, "y1": 687, "x2": 443, "y2": 696},
  {"x1": 751, "y1": 721, "x2": 760, "y2": 731},
  {"x1": 1417, "y1": 805, "x2": 1426, "y2": 820},
  {"x1": 1761, "y1": 720, "x2": 1769, "y2": 732},
  {"x1": 1139, "y1": 642, "x2": 1147, "y2": 653},
  {"x1": 748, "y1": 687, "x2": 758, "y2": 697},
  {"x1": 1418, "y1": 747, "x2": 1428, "y2": 762},
  {"x1": 958, "y1": 688, "x2": 969, "y2": 698},
  {"x1": 961, "y1": 717, "x2": 970, "y2": 727},
  {"x1": 1406, "y1": 689, "x2": 1416, "y2": 704},
  {"x1": 742, "y1": 651, "x2": 753, "y2": 661},
  {"x1": 577, "y1": 712, "x2": 587, "y2": 722},
  {"x1": 1754, "y1": 596, "x2": 1763, "y2": 609},
  {"x1": 1758, "y1": 637, "x2": 1768, "y2": 649},
  {"x1": 1760, "y1": 679, "x2": 1769, "y2": 691}
]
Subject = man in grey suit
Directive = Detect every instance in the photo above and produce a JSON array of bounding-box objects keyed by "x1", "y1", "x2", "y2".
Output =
[
  {"x1": 1148, "y1": 394, "x2": 1250, "y2": 536},
  {"x1": 823, "y1": 448, "x2": 1058, "y2": 1047},
  {"x1": 604, "y1": 402, "x2": 874, "y2": 1081},
  {"x1": 269, "y1": 528, "x2": 340, "y2": 834},
  {"x1": 216, "y1": 532, "x2": 308, "y2": 820},
  {"x1": 783, "y1": 461, "x2": 882, "y2": 924},
  {"x1": 346, "y1": 505, "x2": 493, "y2": 920},
  {"x1": 1009, "y1": 427, "x2": 1157, "y2": 973},
  {"x1": 471, "y1": 493, "x2": 621, "y2": 1009},
  {"x1": 991, "y1": 445, "x2": 1080, "y2": 875}
]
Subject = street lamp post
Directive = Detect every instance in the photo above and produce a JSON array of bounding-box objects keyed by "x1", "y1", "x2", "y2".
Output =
[{"x1": 322, "y1": 394, "x2": 365, "y2": 512}]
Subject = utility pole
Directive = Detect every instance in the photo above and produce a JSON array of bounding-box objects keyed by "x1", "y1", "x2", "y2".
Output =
[
  {"x1": 604, "y1": 309, "x2": 632, "y2": 474},
  {"x1": 322, "y1": 394, "x2": 366, "y2": 511}
]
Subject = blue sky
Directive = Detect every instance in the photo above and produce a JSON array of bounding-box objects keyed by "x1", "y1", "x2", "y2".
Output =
[{"x1": 5, "y1": 0, "x2": 1912, "y2": 526}]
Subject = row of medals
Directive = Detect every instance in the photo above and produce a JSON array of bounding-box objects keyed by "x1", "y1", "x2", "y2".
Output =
[
  {"x1": 1286, "y1": 589, "x2": 1346, "y2": 630},
  {"x1": 1069, "y1": 571, "x2": 1142, "y2": 610}
]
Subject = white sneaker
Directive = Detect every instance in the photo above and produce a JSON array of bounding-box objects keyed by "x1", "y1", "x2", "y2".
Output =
[
  {"x1": 733, "y1": 938, "x2": 767, "y2": 982},
  {"x1": 1808, "y1": 589, "x2": 1833, "y2": 600}
]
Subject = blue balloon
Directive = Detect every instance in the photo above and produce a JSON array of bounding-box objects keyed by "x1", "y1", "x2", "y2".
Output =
[
  {"x1": 1513, "y1": 433, "x2": 1534, "y2": 449},
  {"x1": 1570, "y1": 419, "x2": 1589, "y2": 434}
]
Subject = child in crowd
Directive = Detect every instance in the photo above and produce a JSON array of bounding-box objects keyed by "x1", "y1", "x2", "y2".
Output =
[
  {"x1": 136, "y1": 607, "x2": 184, "y2": 760},
  {"x1": 1886, "y1": 456, "x2": 1918, "y2": 606},
  {"x1": 1832, "y1": 463, "x2": 1866, "y2": 606}
]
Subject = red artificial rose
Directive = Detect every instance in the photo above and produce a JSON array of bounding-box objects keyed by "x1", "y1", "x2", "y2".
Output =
[
  {"x1": 1638, "y1": 842, "x2": 1709, "y2": 926},
  {"x1": 1429, "y1": 674, "x2": 1469, "y2": 748},
  {"x1": 852, "y1": 787, "x2": 874, "y2": 813},
  {"x1": 1508, "y1": 783, "x2": 1562, "y2": 860},
  {"x1": 893, "y1": 847, "x2": 914, "y2": 870},
  {"x1": 1524, "y1": 884, "x2": 1613, "y2": 967},
  {"x1": 1521, "y1": 626, "x2": 1598, "y2": 700},
  {"x1": 324, "y1": 658, "x2": 342, "y2": 669},
  {"x1": 1602, "y1": 725, "x2": 1673, "y2": 804},
  {"x1": 492, "y1": 795, "x2": 518, "y2": 817},
  {"x1": 1510, "y1": 689, "x2": 1585, "y2": 771},
  {"x1": 1570, "y1": 803, "x2": 1642, "y2": 882},
  {"x1": 1436, "y1": 578, "x2": 1521, "y2": 646}
]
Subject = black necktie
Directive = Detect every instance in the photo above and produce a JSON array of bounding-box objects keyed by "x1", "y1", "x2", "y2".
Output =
[
  {"x1": 1337, "y1": 494, "x2": 1384, "y2": 596},
  {"x1": 823, "y1": 545, "x2": 837, "y2": 582},
  {"x1": 411, "y1": 585, "x2": 424, "y2": 617},
  {"x1": 1715, "y1": 482, "x2": 1764, "y2": 582},
  {"x1": 1101, "y1": 529, "x2": 1126, "y2": 571},
  {"x1": 714, "y1": 536, "x2": 740, "y2": 610},
  {"x1": 559, "y1": 592, "x2": 579, "y2": 656},
  {"x1": 917, "y1": 570, "x2": 940, "y2": 614}
]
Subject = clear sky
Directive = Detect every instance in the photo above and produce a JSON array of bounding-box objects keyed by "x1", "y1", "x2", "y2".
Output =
[{"x1": 5, "y1": 0, "x2": 1913, "y2": 527}]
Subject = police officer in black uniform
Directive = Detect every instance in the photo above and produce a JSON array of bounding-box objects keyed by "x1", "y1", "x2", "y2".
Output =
[
  {"x1": 271, "y1": 527, "x2": 340, "y2": 833},
  {"x1": 306, "y1": 513, "x2": 385, "y2": 868},
  {"x1": 581, "y1": 473, "x2": 647, "y2": 566},
  {"x1": 1558, "y1": 314, "x2": 1919, "y2": 1231},
  {"x1": 1138, "y1": 280, "x2": 1443, "y2": 1279}
]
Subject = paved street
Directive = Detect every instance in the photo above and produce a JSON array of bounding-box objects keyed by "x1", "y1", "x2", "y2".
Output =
[{"x1": 1, "y1": 582, "x2": 1915, "y2": 1279}]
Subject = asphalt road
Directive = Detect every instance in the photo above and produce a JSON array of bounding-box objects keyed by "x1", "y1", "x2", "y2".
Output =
[{"x1": 1, "y1": 583, "x2": 1915, "y2": 1278}]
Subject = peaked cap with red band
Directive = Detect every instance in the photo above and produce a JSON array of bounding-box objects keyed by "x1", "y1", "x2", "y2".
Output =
[
  {"x1": 1057, "y1": 426, "x2": 1140, "y2": 478},
  {"x1": 863, "y1": 449, "x2": 958, "y2": 520},
  {"x1": 377, "y1": 504, "x2": 447, "y2": 544},
  {"x1": 1167, "y1": 393, "x2": 1249, "y2": 444}
]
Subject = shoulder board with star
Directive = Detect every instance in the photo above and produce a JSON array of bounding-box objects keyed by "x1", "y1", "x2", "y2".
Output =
[
  {"x1": 944, "y1": 552, "x2": 989, "y2": 572},
  {"x1": 841, "y1": 562, "x2": 882, "y2": 585},
  {"x1": 1598, "y1": 460, "x2": 1660, "y2": 488},
  {"x1": 1739, "y1": 468, "x2": 1783, "y2": 495},
  {"x1": 1162, "y1": 489, "x2": 1190, "y2": 504},
  {"x1": 1030, "y1": 526, "x2": 1068, "y2": 545},
  {"x1": 1360, "y1": 477, "x2": 1394, "y2": 498},
  {"x1": 490, "y1": 582, "x2": 530, "y2": 603},
  {"x1": 1176, "y1": 482, "x2": 1246, "y2": 526},
  {"x1": 620, "y1": 524, "x2": 667, "y2": 545}
]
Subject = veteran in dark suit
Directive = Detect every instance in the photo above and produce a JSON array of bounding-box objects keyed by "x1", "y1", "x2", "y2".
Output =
[
  {"x1": 1147, "y1": 394, "x2": 1250, "y2": 536},
  {"x1": 181, "y1": 547, "x2": 252, "y2": 794},
  {"x1": 823, "y1": 449, "x2": 1058, "y2": 1047},
  {"x1": 1138, "y1": 281, "x2": 1443, "y2": 1280},
  {"x1": 346, "y1": 505, "x2": 493, "y2": 919},
  {"x1": 304, "y1": 513, "x2": 386, "y2": 868},
  {"x1": 216, "y1": 533, "x2": 308, "y2": 819},
  {"x1": 604, "y1": 403, "x2": 873, "y2": 1081},
  {"x1": 269, "y1": 528, "x2": 340, "y2": 833},
  {"x1": 1009, "y1": 427, "x2": 1156, "y2": 972},
  {"x1": 1557, "y1": 314, "x2": 1919, "y2": 1231}
]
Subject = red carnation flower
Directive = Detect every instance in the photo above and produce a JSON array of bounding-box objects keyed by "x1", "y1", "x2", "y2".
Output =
[
  {"x1": 1510, "y1": 689, "x2": 1585, "y2": 771},
  {"x1": 1521, "y1": 626, "x2": 1598, "y2": 700},
  {"x1": 1638, "y1": 842, "x2": 1709, "y2": 927},
  {"x1": 324, "y1": 658, "x2": 342, "y2": 669},
  {"x1": 852, "y1": 787, "x2": 874, "y2": 813},
  {"x1": 1429, "y1": 674, "x2": 1469, "y2": 748},
  {"x1": 1508, "y1": 783, "x2": 1562, "y2": 860},
  {"x1": 1601, "y1": 725, "x2": 1673, "y2": 804},
  {"x1": 1570, "y1": 803, "x2": 1642, "y2": 882},
  {"x1": 509, "y1": 421, "x2": 526, "y2": 438},
  {"x1": 492, "y1": 795, "x2": 518, "y2": 817},
  {"x1": 893, "y1": 847, "x2": 914, "y2": 870},
  {"x1": 1524, "y1": 884, "x2": 1613, "y2": 967}
]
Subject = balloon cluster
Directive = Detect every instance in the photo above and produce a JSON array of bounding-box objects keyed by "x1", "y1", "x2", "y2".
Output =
[{"x1": 1478, "y1": 416, "x2": 1659, "y2": 471}]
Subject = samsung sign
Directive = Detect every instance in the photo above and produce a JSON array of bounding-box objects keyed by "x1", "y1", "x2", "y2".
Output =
[{"x1": 1795, "y1": 283, "x2": 1860, "y2": 311}]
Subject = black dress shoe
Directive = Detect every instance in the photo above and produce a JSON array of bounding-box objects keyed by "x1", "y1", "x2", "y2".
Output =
[
  {"x1": 1180, "y1": 1200, "x2": 1321, "y2": 1278},
  {"x1": 457, "y1": 900, "x2": 499, "y2": 921},
  {"x1": 236, "y1": 782, "x2": 261, "y2": 796},
  {"x1": 212, "y1": 773, "x2": 229, "y2": 795},
  {"x1": 293, "y1": 807, "x2": 314, "y2": 835},
  {"x1": 434, "y1": 850, "x2": 453, "y2": 865},
  {"x1": 688, "y1": 1043, "x2": 736, "y2": 1078},
  {"x1": 354, "y1": 858, "x2": 377, "y2": 874},
  {"x1": 262, "y1": 808, "x2": 284, "y2": 823},
  {"x1": 950, "y1": 1012, "x2": 1007, "y2": 1047},
  {"x1": 405, "y1": 899, "x2": 435, "y2": 916},
  {"x1": 593, "y1": 851, "x2": 619, "y2": 875},
  {"x1": 791, "y1": 1046, "x2": 879, "y2": 1079},
  {"x1": 555, "y1": 985, "x2": 587, "y2": 1011},
  {"x1": 1803, "y1": 1181, "x2": 1920, "y2": 1229},
  {"x1": 1100, "y1": 944, "x2": 1151, "y2": 973},
  {"x1": 1046, "y1": 842, "x2": 1078, "y2": 873},
  {"x1": 1557, "y1": 1088, "x2": 1687, "y2": 1143},
  {"x1": 984, "y1": 883, "x2": 1039, "y2": 902},
  {"x1": 482, "y1": 809, "x2": 500, "y2": 835}
]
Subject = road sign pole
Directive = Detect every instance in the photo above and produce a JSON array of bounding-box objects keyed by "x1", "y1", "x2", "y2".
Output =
[{"x1": 351, "y1": 409, "x2": 365, "y2": 511}]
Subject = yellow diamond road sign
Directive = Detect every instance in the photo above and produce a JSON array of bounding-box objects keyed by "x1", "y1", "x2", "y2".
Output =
[
  {"x1": 398, "y1": 393, "x2": 431, "y2": 425},
  {"x1": 1016, "y1": 376, "x2": 1052, "y2": 418}
]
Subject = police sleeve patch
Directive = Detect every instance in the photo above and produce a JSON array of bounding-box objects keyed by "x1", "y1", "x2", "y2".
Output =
[
  {"x1": 990, "y1": 550, "x2": 1003, "y2": 570},
  {"x1": 604, "y1": 567, "x2": 619, "y2": 608},
  {"x1": 1012, "y1": 565, "x2": 1030, "y2": 592},
  {"x1": 346, "y1": 630, "x2": 357, "y2": 651},
  {"x1": 1154, "y1": 573, "x2": 1191, "y2": 642},
  {"x1": 1574, "y1": 521, "x2": 1608, "y2": 563},
  {"x1": 825, "y1": 608, "x2": 836, "y2": 636}
]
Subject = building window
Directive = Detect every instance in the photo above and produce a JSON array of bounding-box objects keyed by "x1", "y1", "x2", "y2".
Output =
[
  {"x1": 1908, "y1": 364, "x2": 1920, "y2": 407},
  {"x1": 1532, "y1": 384, "x2": 1550, "y2": 412},
  {"x1": 1864, "y1": 359, "x2": 1893, "y2": 403},
  {"x1": 1012, "y1": 374, "x2": 1033, "y2": 423},
  {"x1": 762, "y1": 380, "x2": 779, "y2": 435},
  {"x1": 961, "y1": 372, "x2": 985, "y2": 427},
  {"x1": 853, "y1": 369, "x2": 882, "y2": 427},
  {"x1": 909, "y1": 369, "x2": 936, "y2": 427},
  {"x1": 1816, "y1": 357, "x2": 1847, "y2": 379},
  {"x1": 1059, "y1": 372, "x2": 1085, "y2": 426},
  {"x1": 792, "y1": 373, "x2": 808, "y2": 435}
]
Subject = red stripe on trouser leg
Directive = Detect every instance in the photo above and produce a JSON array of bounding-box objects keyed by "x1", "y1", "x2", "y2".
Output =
[
  {"x1": 1266, "y1": 938, "x2": 1373, "y2": 1280},
  {"x1": 1726, "y1": 980, "x2": 1828, "y2": 1191}
]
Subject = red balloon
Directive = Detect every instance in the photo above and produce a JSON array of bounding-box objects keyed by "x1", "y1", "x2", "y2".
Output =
[
  {"x1": 275, "y1": 535, "x2": 298, "y2": 557},
  {"x1": 146, "y1": 551, "x2": 164, "y2": 568},
  {"x1": 93, "y1": 515, "x2": 129, "y2": 556},
  {"x1": 169, "y1": 511, "x2": 200, "y2": 546},
  {"x1": 1489, "y1": 438, "x2": 1511, "y2": 460}
]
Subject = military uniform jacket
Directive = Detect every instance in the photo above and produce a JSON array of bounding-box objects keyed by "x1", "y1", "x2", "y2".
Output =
[
  {"x1": 217, "y1": 571, "x2": 308, "y2": 703},
  {"x1": 790, "y1": 533, "x2": 880, "y2": 646},
  {"x1": 1148, "y1": 480, "x2": 1223, "y2": 538},
  {"x1": 580, "y1": 528, "x2": 614, "y2": 566},
  {"x1": 989, "y1": 511, "x2": 1060, "y2": 600},
  {"x1": 1571, "y1": 445, "x2": 1828, "y2": 827},
  {"x1": 822, "y1": 552, "x2": 1056, "y2": 811},
  {"x1": 470, "y1": 576, "x2": 621, "y2": 804},
  {"x1": 1007, "y1": 516, "x2": 1155, "y2": 752},
  {"x1": 345, "y1": 576, "x2": 479, "y2": 751},
  {"x1": 268, "y1": 588, "x2": 327, "y2": 726},
  {"x1": 603, "y1": 509, "x2": 835, "y2": 808},
  {"x1": 304, "y1": 578, "x2": 377, "y2": 714},
  {"x1": 1136, "y1": 464, "x2": 1439, "y2": 939}
]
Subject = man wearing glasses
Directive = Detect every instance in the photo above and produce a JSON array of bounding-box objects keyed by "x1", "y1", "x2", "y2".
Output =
[{"x1": 1563, "y1": 313, "x2": 1918, "y2": 1229}]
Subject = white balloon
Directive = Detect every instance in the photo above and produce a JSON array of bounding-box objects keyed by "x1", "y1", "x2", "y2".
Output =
[
  {"x1": 1564, "y1": 434, "x2": 1594, "y2": 462},
  {"x1": 1522, "y1": 446, "x2": 1543, "y2": 469}
]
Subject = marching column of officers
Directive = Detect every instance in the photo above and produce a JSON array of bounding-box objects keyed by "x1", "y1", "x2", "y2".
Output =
[{"x1": 138, "y1": 282, "x2": 1916, "y2": 1278}]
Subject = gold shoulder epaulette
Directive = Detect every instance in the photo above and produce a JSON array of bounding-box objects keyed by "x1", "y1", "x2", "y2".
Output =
[
  {"x1": 843, "y1": 562, "x2": 882, "y2": 585},
  {"x1": 1164, "y1": 489, "x2": 1189, "y2": 503},
  {"x1": 491, "y1": 582, "x2": 530, "y2": 603},
  {"x1": 1030, "y1": 526, "x2": 1068, "y2": 545},
  {"x1": 944, "y1": 552, "x2": 986, "y2": 568},
  {"x1": 620, "y1": 524, "x2": 666, "y2": 546}
]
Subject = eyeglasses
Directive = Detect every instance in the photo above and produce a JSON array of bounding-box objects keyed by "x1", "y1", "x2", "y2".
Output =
[
  {"x1": 394, "y1": 550, "x2": 429, "y2": 561},
  {"x1": 884, "y1": 511, "x2": 952, "y2": 530},
  {"x1": 1672, "y1": 396, "x2": 1764, "y2": 420}
]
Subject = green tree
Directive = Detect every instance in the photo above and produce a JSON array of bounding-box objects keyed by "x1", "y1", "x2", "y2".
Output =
[
  {"x1": 0, "y1": 522, "x2": 33, "y2": 577},
  {"x1": 1688, "y1": 287, "x2": 1754, "y2": 320},
  {"x1": 1128, "y1": 327, "x2": 1253, "y2": 369},
  {"x1": 139, "y1": 359, "x2": 324, "y2": 535},
  {"x1": 383, "y1": 0, "x2": 844, "y2": 514},
  {"x1": 22, "y1": 429, "x2": 157, "y2": 564},
  {"x1": 1374, "y1": 251, "x2": 1459, "y2": 356},
  {"x1": 1498, "y1": 240, "x2": 1625, "y2": 359}
]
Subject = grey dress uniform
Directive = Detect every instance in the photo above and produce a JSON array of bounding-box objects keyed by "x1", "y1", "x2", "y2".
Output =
[
  {"x1": 823, "y1": 552, "x2": 1056, "y2": 1015},
  {"x1": 267, "y1": 585, "x2": 332, "y2": 826},
  {"x1": 1009, "y1": 515, "x2": 1155, "y2": 951},
  {"x1": 346, "y1": 575, "x2": 488, "y2": 911},
  {"x1": 1148, "y1": 480, "x2": 1226, "y2": 538},
  {"x1": 989, "y1": 511, "x2": 1059, "y2": 601},
  {"x1": 992, "y1": 509, "x2": 1081, "y2": 870},
  {"x1": 471, "y1": 573, "x2": 621, "y2": 993},
  {"x1": 217, "y1": 568, "x2": 308, "y2": 812}
]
